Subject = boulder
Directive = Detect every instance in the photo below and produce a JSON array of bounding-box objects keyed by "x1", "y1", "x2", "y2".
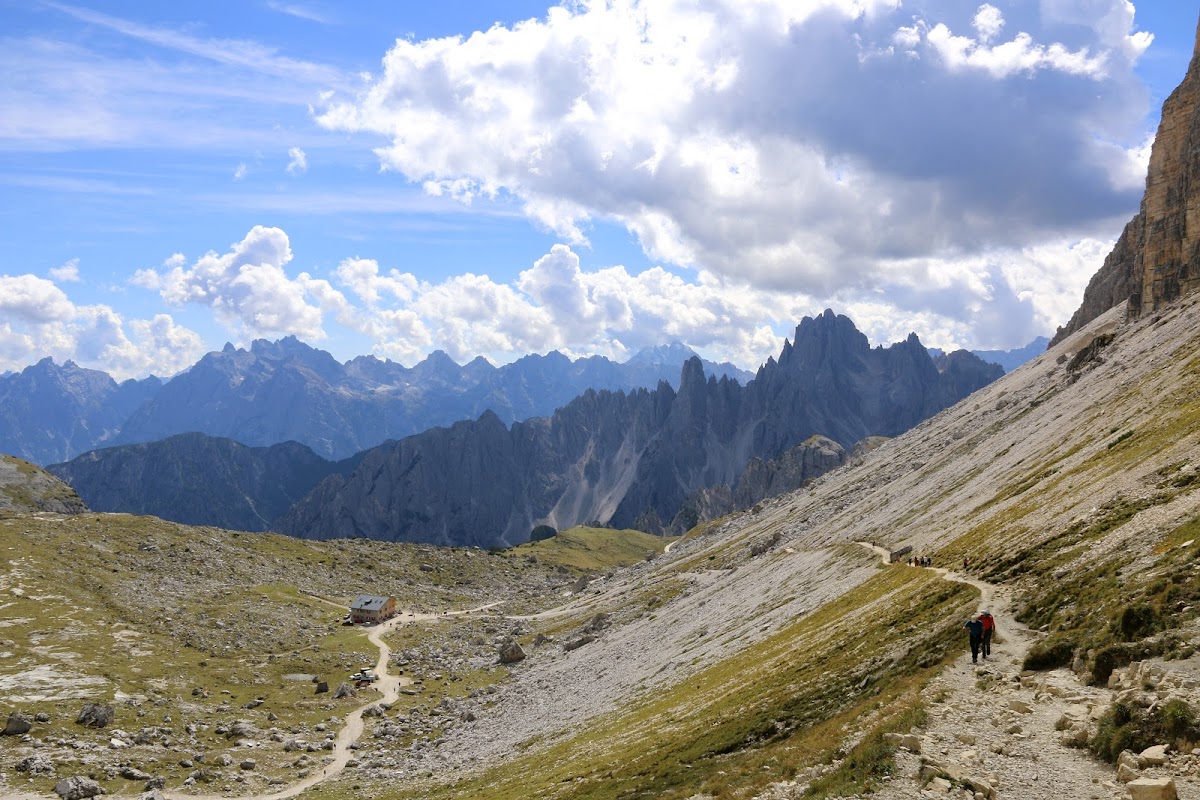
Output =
[
  {"x1": 119, "y1": 766, "x2": 151, "y2": 781},
  {"x1": 76, "y1": 702, "x2": 115, "y2": 728},
  {"x1": 54, "y1": 776, "x2": 104, "y2": 799},
  {"x1": 498, "y1": 640, "x2": 526, "y2": 664},
  {"x1": 16, "y1": 753, "x2": 54, "y2": 774},
  {"x1": 333, "y1": 682, "x2": 357, "y2": 699},
  {"x1": 563, "y1": 634, "x2": 596, "y2": 652},
  {"x1": 4, "y1": 711, "x2": 32, "y2": 736},
  {"x1": 1126, "y1": 777, "x2": 1178, "y2": 800},
  {"x1": 227, "y1": 719, "x2": 258, "y2": 739},
  {"x1": 315, "y1": 681, "x2": 329, "y2": 694},
  {"x1": 240, "y1": 759, "x2": 256, "y2": 771},
  {"x1": 1118, "y1": 763, "x2": 1139, "y2": 783},
  {"x1": 882, "y1": 732, "x2": 921, "y2": 752},
  {"x1": 1138, "y1": 744, "x2": 1169, "y2": 767}
]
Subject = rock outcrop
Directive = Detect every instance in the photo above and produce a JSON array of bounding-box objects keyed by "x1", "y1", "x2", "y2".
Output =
[
  {"x1": 0, "y1": 455, "x2": 88, "y2": 514},
  {"x1": 1052, "y1": 16, "x2": 1200, "y2": 345},
  {"x1": 53, "y1": 776, "x2": 103, "y2": 800}
]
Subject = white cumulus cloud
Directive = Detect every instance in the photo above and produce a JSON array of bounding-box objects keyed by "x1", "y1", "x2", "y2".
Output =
[
  {"x1": 133, "y1": 225, "x2": 341, "y2": 341},
  {"x1": 49, "y1": 258, "x2": 81, "y2": 283},
  {"x1": 972, "y1": 4, "x2": 1006, "y2": 43},
  {"x1": 316, "y1": 0, "x2": 1152, "y2": 303},
  {"x1": 0, "y1": 270, "x2": 204, "y2": 379}
]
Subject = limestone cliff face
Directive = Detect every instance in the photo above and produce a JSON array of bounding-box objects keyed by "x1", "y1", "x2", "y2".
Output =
[
  {"x1": 1053, "y1": 16, "x2": 1200, "y2": 345},
  {"x1": 276, "y1": 311, "x2": 1003, "y2": 547}
]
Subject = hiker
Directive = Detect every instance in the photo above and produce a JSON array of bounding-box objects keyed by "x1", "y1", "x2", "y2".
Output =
[
  {"x1": 963, "y1": 557, "x2": 970, "y2": 570},
  {"x1": 980, "y1": 610, "x2": 995, "y2": 659},
  {"x1": 963, "y1": 614, "x2": 984, "y2": 663}
]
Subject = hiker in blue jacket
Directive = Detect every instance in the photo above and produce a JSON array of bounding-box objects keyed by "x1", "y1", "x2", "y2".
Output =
[{"x1": 963, "y1": 615, "x2": 984, "y2": 663}]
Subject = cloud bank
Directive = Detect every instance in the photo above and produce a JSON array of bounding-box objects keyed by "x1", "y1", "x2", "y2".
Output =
[
  {"x1": 122, "y1": 225, "x2": 1114, "y2": 372},
  {"x1": 314, "y1": 0, "x2": 1152, "y2": 341},
  {"x1": 0, "y1": 272, "x2": 203, "y2": 380}
]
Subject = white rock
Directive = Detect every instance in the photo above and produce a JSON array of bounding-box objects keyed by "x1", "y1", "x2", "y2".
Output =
[
  {"x1": 1139, "y1": 745, "x2": 1169, "y2": 767},
  {"x1": 1126, "y1": 777, "x2": 1178, "y2": 800},
  {"x1": 1118, "y1": 751, "x2": 1141, "y2": 772}
]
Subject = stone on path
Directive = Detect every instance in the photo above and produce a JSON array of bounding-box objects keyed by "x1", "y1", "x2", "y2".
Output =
[
  {"x1": 1126, "y1": 777, "x2": 1178, "y2": 800},
  {"x1": 1138, "y1": 744, "x2": 1169, "y2": 767},
  {"x1": 1006, "y1": 699, "x2": 1032, "y2": 714},
  {"x1": 882, "y1": 732, "x2": 921, "y2": 752}
]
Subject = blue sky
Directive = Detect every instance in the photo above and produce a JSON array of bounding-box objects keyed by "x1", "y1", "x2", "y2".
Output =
[{"x1": 0, "y1": 0, "x2": 1195, "y2": 378}]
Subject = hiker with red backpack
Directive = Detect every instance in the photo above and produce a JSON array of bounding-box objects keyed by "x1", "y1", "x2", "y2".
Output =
[{"x1": 980, "y1": 610, "x2": 995, "y2": 659}]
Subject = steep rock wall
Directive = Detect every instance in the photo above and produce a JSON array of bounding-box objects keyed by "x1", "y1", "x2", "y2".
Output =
[{"x1": 1053, "y1": 16, "x2": 1200, "y2": 345}]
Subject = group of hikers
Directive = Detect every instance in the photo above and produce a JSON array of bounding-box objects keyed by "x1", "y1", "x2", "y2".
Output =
[
  {"x1": 872, "y1": 543, "x2": 996, "y2": 665},
  {"x1": 963, "y1": 610, "x2": 995, "y2": 663}
]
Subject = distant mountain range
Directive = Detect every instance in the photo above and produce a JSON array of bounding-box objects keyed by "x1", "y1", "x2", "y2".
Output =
[
  {"x1": 0, "y1": 339, "x2": 752, "y2": 465},
  {"x1": 46, "y1": 311, "x2": 1002, "y2": 545},
  {"x1": 0, "y1": 359, "x2": 162, "y2": 466},
  {"x1": 3, "y1": 335, "x2": 1044, "y2": 468}
]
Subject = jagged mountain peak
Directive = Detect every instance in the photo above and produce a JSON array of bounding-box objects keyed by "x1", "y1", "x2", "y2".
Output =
[
  {"x1": 626, "y1": 341, "x2": 698, "y2": 365},
  {"x1": 420, "y1": 349, "x2": 461, "y2": 367},
  {"x1": 275, "y1": 308, "x2": 1001, "y2": 547}
]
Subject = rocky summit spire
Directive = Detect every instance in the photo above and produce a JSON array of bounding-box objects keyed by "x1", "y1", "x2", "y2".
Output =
[{"x1": 1051, "y1": 12, "x2": 1200, "y2": 346}]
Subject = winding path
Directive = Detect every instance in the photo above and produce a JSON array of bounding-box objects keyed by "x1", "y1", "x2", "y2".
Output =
[
  {"x1": 165, "y1": 602, "x2": 502, "y2": 800},
  {"x1": 850, "y1": 543, "x2": 1153, "y2": 800},
  {"x1": 856, "y1": 542, "x2": 1005, "y2": 619}
]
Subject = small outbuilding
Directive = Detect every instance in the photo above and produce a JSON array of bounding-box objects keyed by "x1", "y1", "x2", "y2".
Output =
[{"x1": 349, "y1": 594, "x2": 397, "y2": 624}]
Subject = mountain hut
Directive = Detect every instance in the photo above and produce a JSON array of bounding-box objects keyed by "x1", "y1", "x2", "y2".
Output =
[{"x1": 349, "y1": 594, "x2": 397, "y2": 624}]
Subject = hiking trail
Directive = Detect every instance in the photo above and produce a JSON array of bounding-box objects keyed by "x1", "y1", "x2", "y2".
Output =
[
  {"x1": 796, "y1": 543, "x2": 1154, "y2": 800},
  {"x1": 164, "y1": 602, "x2": 500, "y2": 800}
]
